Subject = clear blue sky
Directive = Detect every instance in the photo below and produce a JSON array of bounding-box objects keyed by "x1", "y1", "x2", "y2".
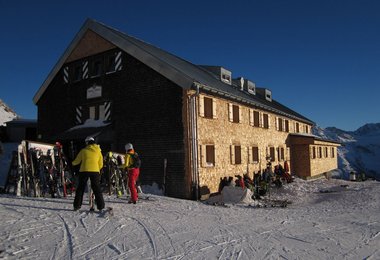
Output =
[{"x1": 1, "y1": 0, "x2": 379, "y2": 131}]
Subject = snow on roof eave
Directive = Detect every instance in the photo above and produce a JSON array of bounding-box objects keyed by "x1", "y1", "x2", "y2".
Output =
[
  {"x1": 33, "y1": 19, "x2": 195, "y2": 105},
  {"x1": 193, "y1": 82, "x2": 314, "y2": 125}
]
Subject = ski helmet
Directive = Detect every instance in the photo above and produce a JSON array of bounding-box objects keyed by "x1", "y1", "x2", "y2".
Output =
[
  {"x1": 125, "y1": 143, "x2": 133, "y2": 151},
  {"x1": 85, "y1": 136, "x2": 95, "y2": 144}
]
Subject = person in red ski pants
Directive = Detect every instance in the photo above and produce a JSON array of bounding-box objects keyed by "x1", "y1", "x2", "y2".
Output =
[{"x1": 123, "y1": 143, "x2": 141, "y2": 204}]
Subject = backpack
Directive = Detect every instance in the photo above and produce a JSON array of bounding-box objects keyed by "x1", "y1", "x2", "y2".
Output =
[{"x1": 131, "y1": 152, "x2": 141, "y2": 168}]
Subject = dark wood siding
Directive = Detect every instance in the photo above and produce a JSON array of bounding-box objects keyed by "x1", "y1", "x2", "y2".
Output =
[{"x1": 37, "y1": 49, "x2": 190, "y2": 199}]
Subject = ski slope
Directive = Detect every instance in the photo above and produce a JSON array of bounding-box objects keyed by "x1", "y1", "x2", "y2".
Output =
[{"x1": 0, "y1": 178, "x2": 379, "y2": 259}]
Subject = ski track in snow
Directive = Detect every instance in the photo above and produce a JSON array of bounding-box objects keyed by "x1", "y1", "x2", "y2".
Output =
[{"x1": 0, "y1": 178, "x2": 379, "y2": 259}]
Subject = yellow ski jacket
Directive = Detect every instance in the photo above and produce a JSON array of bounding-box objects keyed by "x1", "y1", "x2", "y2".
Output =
[{"x1": 72, "y1": 144, "x2": 103, "y2": 173}]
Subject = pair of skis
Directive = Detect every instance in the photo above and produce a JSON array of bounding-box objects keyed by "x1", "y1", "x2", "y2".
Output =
[{"x1": 87, "y1": 182, "x2": 113, "y2": 217}]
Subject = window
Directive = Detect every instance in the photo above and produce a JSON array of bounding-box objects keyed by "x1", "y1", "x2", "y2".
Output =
[
  {"x1": 228, "y1": 104, "x2": 240, "y2": 123},
  {"x1": 278, "y1": 118, "x2": 283, "y2": 131},
  {"x1": 86, "y1": 102, "x2": 110, "y2": 122},
  {"x1": 285, "y1": 120, "x2": 289, "y2": 132},
  {"x1": 318, "y1": 147, "x2": 322, "y2": 158},
  {"x1": 252, "y1": 146, "x2": 259, "y2": 163},
  {"x1": 269, "y1": 147, "x2": 275, "y2": 162},
  {"x1": 233, "y1": 105, "x2": 239, "y2": 123},
  {"x1": 305, "y1": 125, "x2": 309, "y2": 134},
  {"x1": 106, "y1": 53, "x2": 116, "y2": 73},
  {"x1": 204, "y1": 97, "x2": 213, "y2": 119},
  {"x1": 312, "y1": 146, "x2": 316, "y2": 159},
  {"x1": 221, "y1": 73, "x2": 231, "y2": 84},
  {"x1": 324, "y1": 147, "x2": 328, "y2": 157},
  {"x1": 201, "y1": 144, "x2": 215, "y2": 167},
  {"x1": 278, "y1": 147, "x2": 285, "y2": 161},
  {"x1": 331, "y1": 147, "x2": 335, "y2": 158},
  {"x1": 235, "y1": 145, "x2": 242, "y2": 164},
  {"x1": 295, "y1": 122, "x2": 300, "y2": 133},
  {"x1": 231, "y1": 145, "x2": 242, "y2": 164},
  {"x1": 199, "y1": 96, "x2": 216, "y2": 119},
  {"x1": 91, "y1": 58, "x2": 103, "y2": 77},
  {"x1": 72, "y1": 63, "x2": 82, "y2": 82},
  {"x1": 263, "y1": 114, "x2": 269, "y2": 129},
  {"x1": 254, "y1": 111, "x2": 260, "y2": 127},
  {"x1": 206, "y1": 145, "x2": 215, "y2": 166}
]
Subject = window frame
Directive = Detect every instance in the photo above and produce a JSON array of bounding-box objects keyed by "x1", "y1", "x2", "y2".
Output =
[
  {"x1": 252, "y1": 146, "x2": 259, "y2": 163},
  {"x1": 204, "y1": 97, "x2": 213, "y2": 119}
]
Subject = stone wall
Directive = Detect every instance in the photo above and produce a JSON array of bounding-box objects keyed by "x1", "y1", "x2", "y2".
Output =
[{"x1": 196, "y1": 93, "x2": 311, "y2": 193}]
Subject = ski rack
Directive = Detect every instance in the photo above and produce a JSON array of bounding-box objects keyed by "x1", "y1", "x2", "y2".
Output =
[
  {"x1": 103, "y1": 151, "x2": 128, "y2": 196},
  {"x1": 9, "y1": 140, "x2": 73, "y2": 198}
]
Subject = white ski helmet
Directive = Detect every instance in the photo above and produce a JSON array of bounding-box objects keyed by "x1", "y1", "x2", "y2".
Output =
[
  {"x1": 125, "y1": 143, "x2": 133, "y2": 151},
  {"x1": 85, "y1": 136, "x2": 95, "y2": 143}
]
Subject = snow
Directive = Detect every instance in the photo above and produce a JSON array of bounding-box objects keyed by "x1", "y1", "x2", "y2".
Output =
[
  {"x1": 68, "y1": 119, "x2": 110, "y2": 130},
  {"x1": 0, "y1": 178, "x2": 379, "y2": 259},
  {"x1": 0, "y1": 100, "x2": 18, "y2": 126}
]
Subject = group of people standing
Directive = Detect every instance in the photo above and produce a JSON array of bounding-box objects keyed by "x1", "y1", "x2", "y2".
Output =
[{"x1": 72, "y1": 137, "x2": 141, "y2": 212}]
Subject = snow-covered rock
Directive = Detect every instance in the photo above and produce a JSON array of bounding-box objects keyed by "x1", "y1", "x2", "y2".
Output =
[{"x1": 0, "y1": 99, "x2": 18, "y2": 126}]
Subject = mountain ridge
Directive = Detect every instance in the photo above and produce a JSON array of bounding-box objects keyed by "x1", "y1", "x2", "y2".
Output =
[{"x1": 313, "y1": 123, "x2": 380, "y2": 180}]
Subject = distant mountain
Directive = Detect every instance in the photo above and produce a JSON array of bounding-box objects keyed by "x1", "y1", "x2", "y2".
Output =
[
  {"x1": 313, "y1": 123, "x2": 380, "y2": 180},
  {"x1": 0, "y1": 99, "x2": 18, "y2": 126}
]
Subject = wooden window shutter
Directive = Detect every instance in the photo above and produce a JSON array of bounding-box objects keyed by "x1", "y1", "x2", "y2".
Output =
[
  {"x1": 212, "y1": 98, "x2": 217, "y2": 119},
  {"x1": 199, "y1": 96, "x2": 205, "y2": 117},
  {"x1": 228, "y1": 103, "x2": 233, "y2": 122},
  {"x1": 230, "y1": 145, "x2": 235, "y2": 164}
]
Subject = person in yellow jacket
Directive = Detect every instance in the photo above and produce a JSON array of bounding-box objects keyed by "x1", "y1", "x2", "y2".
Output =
[
  {"x1": 72, "y1": 136, "x2": 105, "y2": 211},
  {"x1": 124, "y1": 143, "x2": 141, "y2": 204}
]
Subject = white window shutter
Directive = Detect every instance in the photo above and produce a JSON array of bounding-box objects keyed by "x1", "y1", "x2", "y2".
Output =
[
  {"x1": 199, "y1": 96, "x2": 204, "y2": 117},
  {"x1": 230, "y1": 145, "x2": 235, "y2": 164},
  {"x1": 268, "y1": 114, "x2": 271, "y2": 129},
  {"x1": 260, "y1": 112, "x2": 264, "y2": 127},
  {"x1": 228, "y1": 103, "x2": 233, "y2": 122},
  {"x1": 249, "y1": 109, "x2": 253, "y2": 126},
  {"x1": 275, "y1": 117, "x2": 279, "y2": 130},
  {"x1": 212, "y1": 98, "x2": 217, "y2": 119}
]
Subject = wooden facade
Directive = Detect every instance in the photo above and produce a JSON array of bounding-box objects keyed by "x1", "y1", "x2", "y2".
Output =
[{"x1": 34, "y1": 19, "x2": 340, "y2": 199}]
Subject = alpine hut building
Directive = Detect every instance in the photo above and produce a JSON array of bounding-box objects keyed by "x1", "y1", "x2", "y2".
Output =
[{"x1": 33, "y1": 19, "x2": 340, "y2": 199}]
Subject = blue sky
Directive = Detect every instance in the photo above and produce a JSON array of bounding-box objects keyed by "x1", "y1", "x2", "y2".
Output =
[{"x1": 0, "y1": 0, "x2": 379, "y2": 131}]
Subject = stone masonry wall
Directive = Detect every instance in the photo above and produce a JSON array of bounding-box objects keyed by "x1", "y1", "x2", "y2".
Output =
[{"x1": 196, "y1": 93, "x2": 311, "y2": 193}]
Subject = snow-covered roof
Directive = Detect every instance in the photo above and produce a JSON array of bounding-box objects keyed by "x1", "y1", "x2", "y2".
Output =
[{"x1": 33, "y1": 18, "x2": 313, "y2": 125}]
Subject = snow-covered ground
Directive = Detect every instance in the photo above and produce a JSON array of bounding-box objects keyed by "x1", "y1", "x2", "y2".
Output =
[{"x1": 1, "y1": 178, "x2": 379, "y2": 259}]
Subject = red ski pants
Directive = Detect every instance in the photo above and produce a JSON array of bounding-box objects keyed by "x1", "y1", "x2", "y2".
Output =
[{"x1": 128, "y1": 168, "x2": 140, "y2": 202}]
